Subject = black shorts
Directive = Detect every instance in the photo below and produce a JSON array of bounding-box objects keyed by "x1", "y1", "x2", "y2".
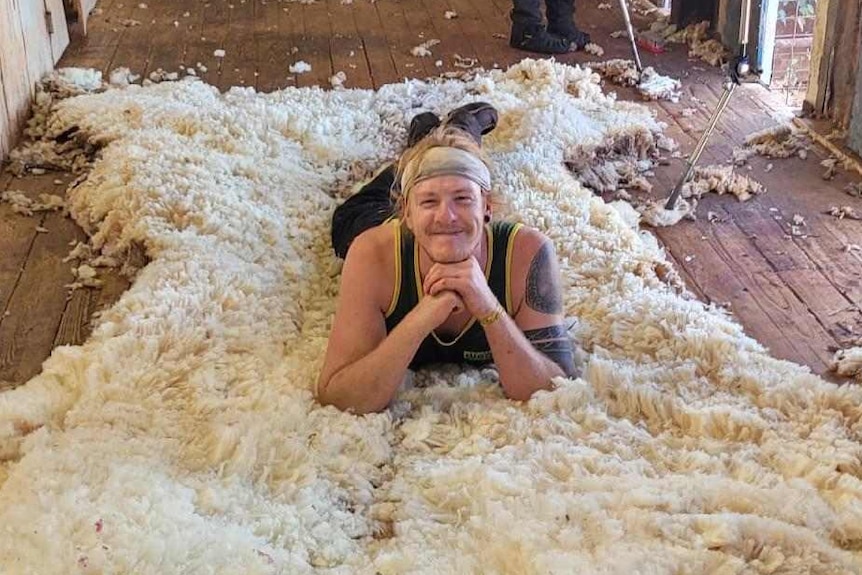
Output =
[{"x1": 330, "y1": 164, "x2": 397, "y2": 259}]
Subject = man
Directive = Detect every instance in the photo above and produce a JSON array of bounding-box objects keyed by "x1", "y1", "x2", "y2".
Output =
[
  {"x1": 510, "y1": 0, "x2": 591, "y2": 54},
  {"x1": 317, "y1": 106, "x2": 577, "y2": 414}
]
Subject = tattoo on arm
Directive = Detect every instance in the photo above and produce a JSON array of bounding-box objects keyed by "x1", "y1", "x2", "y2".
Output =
[
  {"x1": 524, "y1": 325, "x2": 577, "y2": 378},
  {"x1": 526, "y1": 242, "x2": 563, "y2": 315}
]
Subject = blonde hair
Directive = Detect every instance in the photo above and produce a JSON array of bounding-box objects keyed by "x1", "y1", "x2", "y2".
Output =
[{"x1": 392, "y1": 126, "x2": 504, "y2": 219}]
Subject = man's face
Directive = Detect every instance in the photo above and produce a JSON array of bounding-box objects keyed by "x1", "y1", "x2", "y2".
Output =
[{"x1": 405, "y1": 175, "x2": 489, "y2": 263}]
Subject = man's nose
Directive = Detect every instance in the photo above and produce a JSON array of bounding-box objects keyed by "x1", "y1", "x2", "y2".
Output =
[{"x1": 434, "y1": 200, "x2": 457, "y2": 221}]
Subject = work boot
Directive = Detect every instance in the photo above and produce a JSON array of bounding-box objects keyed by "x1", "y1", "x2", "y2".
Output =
[
  {"x1": 443, "y1": 102, "x2": 499, "y2": 145},
  {"x1": 510, "y1": 21, "x2": 572, "y2": 54},
  {"x1": 546, "y1": 0, "x2": 591, "y2": 49},
  {"x1": 547, "y1": 24, "x2": 591, "y2": 49},
  {"x1": 407, "y1": 111, "x2": 441, "y2": 147}
]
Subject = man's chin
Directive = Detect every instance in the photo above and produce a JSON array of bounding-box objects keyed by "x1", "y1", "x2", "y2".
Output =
[{"x1": 429, "y1": 247, "x2": 470, "y2": 264}]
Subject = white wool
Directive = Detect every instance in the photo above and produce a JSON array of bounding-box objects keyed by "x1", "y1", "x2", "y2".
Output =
[
  {"x1": 1, "y1": 59, "x2": 861, "y2": 573},
  {"x1": 844, "y1": 182, "x2": 862, "y2": 197},
  {"x1": 289, "y1": 60, "x2": 312, "y2": 74},
  {"x1": 682, "y1": 164, "x2": 764, "y2": 202},
  {"x1": 831, "y1": 347, "x2": 862, "y2": 380},
  {"x1": 667, "y1": 20, "x2": 729, "y2": 67},
  {"x1": 329, "y1": 71, "x2": 347, "y2": 88},
  {"x1": 411, "y1": 39, "x2": 440, "y2": 57},
  {"x1": 584, "y1": 42, "x2": 604, "y2": 57},
  {"x1": 744, "y1": 124, "x2": 810, "y2": 159},
  {"x1": 821, "y1": 157, "x2": 839, "y2": 180},
  {"x1": 213, "y1": 49, "x2": 226, "y2": 58},
  {"x1": 57, "y1": 68, "x2": 103, "y2": 92},
  {"x1": 444, "y1": 10, "x2": 457, "y2": 18},
  {"x1": 0, "y1": 191, "x2": 65, "y2": 216},
  {"x1": 109, "y1": 67, "x2": 140, "y2": 86},
  {"x1": 827, "y1": 205, "x2": 861, "y2": 220},
  {"x1": 637, "y1": 67, "x2": 682, "y2": 102},
  {"x1": 638, "y1": 198, "x2": 692, "y2": 226},
  {"x1": 588, "y1": 60, "x2": 681, "y2": 102},
  {"x1": 453, "y1": 54, "x2": 478, "y2": 69},
  {"x1": 608, "y1": 200, "x2": 641, "y2": 228}
]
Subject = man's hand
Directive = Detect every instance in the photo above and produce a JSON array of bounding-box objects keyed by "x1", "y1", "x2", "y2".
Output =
[
  {"x1": 413, "y1": 290, "x2": 465, "y2": 330},
  {"x1": 423, "y1": 257, "x2": 498, "y2": 318}
]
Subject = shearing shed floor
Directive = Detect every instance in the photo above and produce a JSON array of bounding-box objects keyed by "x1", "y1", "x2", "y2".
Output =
[{"x1": 1, "y1": 0, "x2": 862, "y2": 572}]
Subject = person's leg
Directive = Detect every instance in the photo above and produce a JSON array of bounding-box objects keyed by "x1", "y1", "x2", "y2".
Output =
[
  {"x1": 510, "y1": 0, "x2": 572, "y2": 54},
  {"x1": 546, "y1": 0, "x2": 591, "y2": 49},
  {"x1": 331, "y1": 111, "x2": 443, "y2": 258},
  {"x1": 331, "y1": 164, "x2": 396, "y2": 258}
]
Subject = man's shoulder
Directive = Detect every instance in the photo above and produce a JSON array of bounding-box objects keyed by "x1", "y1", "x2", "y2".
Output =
[
  {"x1": 509, "y1": 224, "x2": 551, "y2": 257},
  {"x1": 347, "y1": 221, "x2": 398, "y2": 261}
]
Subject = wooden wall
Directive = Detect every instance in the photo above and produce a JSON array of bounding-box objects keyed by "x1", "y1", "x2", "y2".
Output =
[
  {"x1": 0, "y1": 0, "x2": 70, "y2": 162},
  {"x1": 804, "y1": 0, "x2": 862, "y2": 129}
]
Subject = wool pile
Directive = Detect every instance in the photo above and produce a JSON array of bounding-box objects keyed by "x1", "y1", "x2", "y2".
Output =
[{"x1": 1, "y1": 60, "x2": 861, "y2": 574}]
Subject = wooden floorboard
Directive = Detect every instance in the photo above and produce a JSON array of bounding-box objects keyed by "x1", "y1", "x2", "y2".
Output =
[
  {"x1": 0, "y1": 174, "x2": 83, "y2": 387},
  {"x1": 327, "y1": 0, "x2": 373, "y2": 90},
  {"x1": 0, "y1": 0, "x2": 859, "y2": 388},
  {"x1": 350, "y1": 0, "x2": 399, "y2": 88}
]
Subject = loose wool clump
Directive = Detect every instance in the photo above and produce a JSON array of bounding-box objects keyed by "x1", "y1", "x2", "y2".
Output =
[
  {"x1": 682, "y1": 164, "x2": 765, "y2": 202},
  {"x1": 588, "y1": 59, "x2": 682, "y2": 102},
  {"x1": 832, "y1": 347, "x2": 862, "y2": 381},
  {"x1": 1, "y1": 60, "x2": 861, "y2": 574}
]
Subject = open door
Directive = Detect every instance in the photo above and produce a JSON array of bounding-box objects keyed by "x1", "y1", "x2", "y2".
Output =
[{"x1": 756, "y1": 0, "x2": 818, "y2": 108}]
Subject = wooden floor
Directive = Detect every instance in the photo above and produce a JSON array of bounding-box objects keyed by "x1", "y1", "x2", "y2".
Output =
[{"x1": 1, "y1": 0, "x2": 861, "y2": 388}]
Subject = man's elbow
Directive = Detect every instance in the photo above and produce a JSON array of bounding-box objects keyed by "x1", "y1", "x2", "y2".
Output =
[
  {"x1": 502, "y1": 376, "x2": 555, "y2": 402},
  {"x1": 315, "y1": 376, "x2": 385, "y2": 415}
]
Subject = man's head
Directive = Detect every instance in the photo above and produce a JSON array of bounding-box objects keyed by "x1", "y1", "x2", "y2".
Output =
[{"x1": 394, "y1": 127, "x2": 499, "y2": 263}]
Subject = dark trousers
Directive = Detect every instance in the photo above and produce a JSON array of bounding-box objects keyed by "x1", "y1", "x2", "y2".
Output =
[
  {"x1": 330, "y1": 165, "x2": 397, "y2": 259},
  {"x1": 511, "y1": 0, "x2": 576, "y2": 35}
]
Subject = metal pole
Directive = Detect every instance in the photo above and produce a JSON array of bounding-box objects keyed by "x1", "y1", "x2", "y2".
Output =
[
  {"x1": 664, "y1": 83, "x2": 736, "y2": 210},
  {"x1": 617, "y1": 0, "x2": 643, "y2": 74}
]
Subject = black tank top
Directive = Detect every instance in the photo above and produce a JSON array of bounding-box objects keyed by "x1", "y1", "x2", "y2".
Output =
[{"x1": 384, "y1": 220, "x2": 523, "y2": 370}]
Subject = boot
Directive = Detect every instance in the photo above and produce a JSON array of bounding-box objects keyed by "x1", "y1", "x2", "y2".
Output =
[
  {"x1": 546, "y1": 0, "x2": 591, "y2": 49},
  {"x1": 444, "y1": 102, "x2": 499, "y2": 145},
  {"x1": 407, "y1": 111, "x2": 441, "y2": 147},
  {"x1": 509, "y1": 0, "x2": 571, "y2": 54},
  {"x1": 510, "y1": 20, "x2": 572, "y2": 54}
]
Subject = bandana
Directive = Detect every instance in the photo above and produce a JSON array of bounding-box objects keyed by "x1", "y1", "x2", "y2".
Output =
[{"x1": 400, "y1": 147, "x2": 491, "y2": 198}]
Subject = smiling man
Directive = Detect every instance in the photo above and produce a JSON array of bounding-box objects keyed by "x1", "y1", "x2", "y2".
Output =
[{"x1": 317, "y1": 111, "x2": 577, "y2": 414}]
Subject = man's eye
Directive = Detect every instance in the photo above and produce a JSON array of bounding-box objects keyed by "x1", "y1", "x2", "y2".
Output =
[
  {"x1": 421, "y1": 200, "x2": 435, "y2": 207},
  {"x1": 456, "y1": 196, "x2": 473, "y2": 202}
]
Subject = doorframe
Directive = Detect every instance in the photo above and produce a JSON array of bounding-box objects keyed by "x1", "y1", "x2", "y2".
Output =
[
  {"x1": 804, "y1": 0, "x2": 839, "y2": 116},
  {"x1": 757, "y1": 0, "x2": 780, "y2": 84}
]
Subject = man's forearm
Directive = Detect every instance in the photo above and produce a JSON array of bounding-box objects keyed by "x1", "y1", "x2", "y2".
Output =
[
  {"x1": 318, "y1": 313, "x2": 429, "y2": 414},
  {"x1": 483, "y1": 314, "x2": 566, "y2": 401}
]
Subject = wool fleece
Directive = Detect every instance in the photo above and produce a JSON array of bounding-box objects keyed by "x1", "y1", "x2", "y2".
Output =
[{"x1": 1, "y1": 60, "x2": 861, "y2": 574}]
